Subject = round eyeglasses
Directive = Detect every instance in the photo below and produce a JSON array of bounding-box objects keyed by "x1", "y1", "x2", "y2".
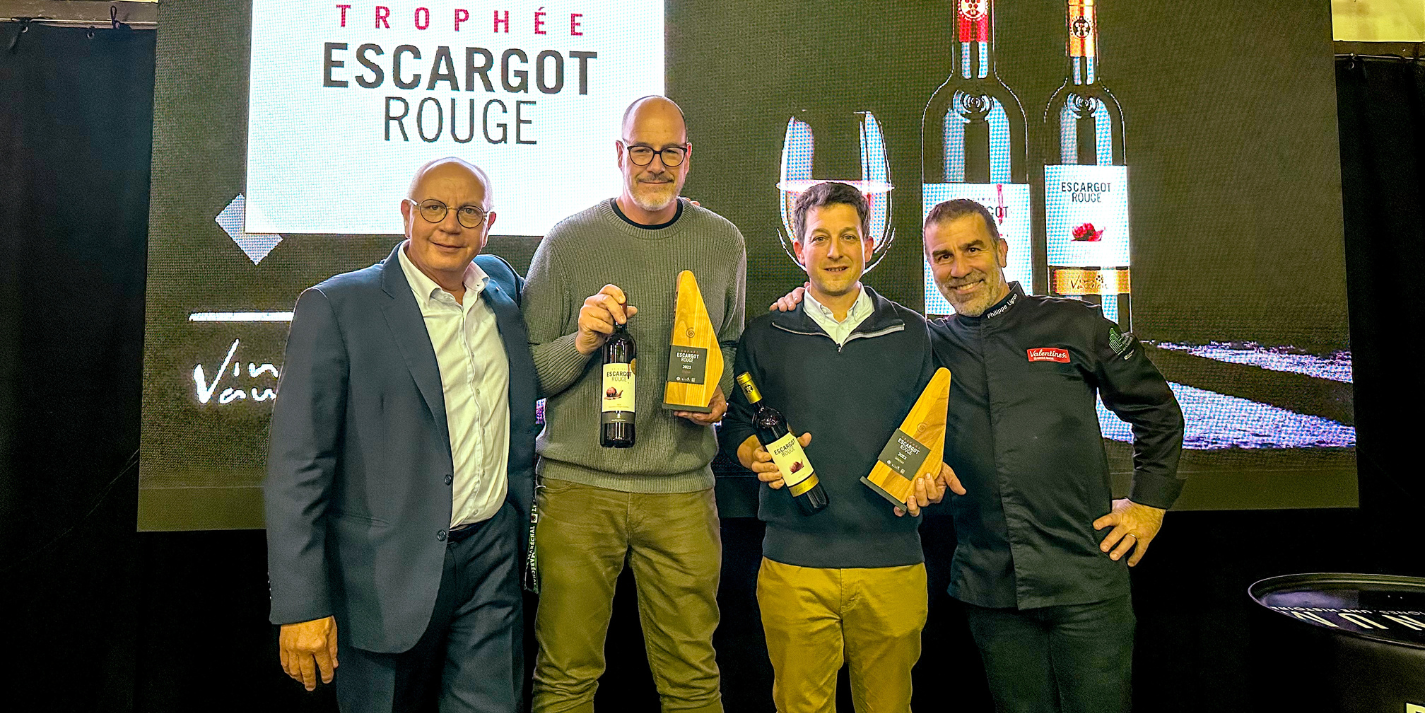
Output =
[
  {"x1": 621, "y1": 141, "x2": 688, "y2": 168},
  {"x1": 406, "y1": 198, "x2": 490, "y2": 229}
]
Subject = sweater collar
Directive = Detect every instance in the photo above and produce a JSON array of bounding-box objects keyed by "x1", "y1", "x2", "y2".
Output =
[
  {"x1": 598, "y1": 197, "x2": 691, "y2": 240},
  {"x1": 610, "y1": 197, "x2": 683, "y2": 229}
]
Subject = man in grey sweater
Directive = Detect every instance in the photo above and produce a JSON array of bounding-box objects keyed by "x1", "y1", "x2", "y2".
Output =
[{"x1": 522, "y1": 96, "x2": 746, "y2": 713}]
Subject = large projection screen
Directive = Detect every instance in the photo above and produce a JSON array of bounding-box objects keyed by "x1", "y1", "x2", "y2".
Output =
[{"x1": 140, "y1": 0, "x2": 1355, "y2": 530}]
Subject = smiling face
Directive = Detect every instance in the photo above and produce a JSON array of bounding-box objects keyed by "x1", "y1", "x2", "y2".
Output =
[
  {"x1": 924, "y1": 212, "x2": 1011, "y2": 317},
  {"x1": 795, "y1": 202, "x2": 873, "y2": 302},
  {"x1": 400, "y1": 159, "x2": 496, "y2": 291},
  {"x1": 617, "y1": 97, "x2": 690, "y2": 215}
]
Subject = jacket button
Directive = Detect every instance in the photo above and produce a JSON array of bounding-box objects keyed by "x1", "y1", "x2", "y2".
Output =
[
  {"x1": 444, "y1": 473, "x2": 453, "y2": 485},
  {"x1": 437, "y1": 529, "x2": 447, "y2": 542}
]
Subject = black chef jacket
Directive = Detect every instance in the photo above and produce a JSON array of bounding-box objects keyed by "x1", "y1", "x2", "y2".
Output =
[{"x1": 929, "y1": 283, "x2": 1185, "y2": 610}]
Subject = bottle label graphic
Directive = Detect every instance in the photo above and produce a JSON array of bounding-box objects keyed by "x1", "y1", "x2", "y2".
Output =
[
  {"x1": 766, "y1": 432, "x2": 817, "y2": 495},
  {"x1": 1044, "y1": 164, "x2": 1130, "y2": 323},
  {"x1": 601, "y1": 364, "x2": 635, "y2": 424},
  {"x1": 923, "y1": 183, "x2": 1033, "y2": 316}
]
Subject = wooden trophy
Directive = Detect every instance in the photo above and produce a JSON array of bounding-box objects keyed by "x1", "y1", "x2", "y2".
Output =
[
  {"x1": 663, "y1": 270, "x2": 723, "y2": 413},
  {"x1": 862, "y1": 368, "x2": 951, "y2": 508}
]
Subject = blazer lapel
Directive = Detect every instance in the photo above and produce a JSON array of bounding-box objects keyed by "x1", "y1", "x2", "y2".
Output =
[
  {"x1": 378, "y1": 245, "x2": 451, "y2": 450},
  {"x1": 481, "y1": 280, "x2": 536, "y2": 390}
]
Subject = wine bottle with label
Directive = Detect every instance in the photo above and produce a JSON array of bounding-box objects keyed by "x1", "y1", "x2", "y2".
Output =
[
  {"x1": 735, "y1": 372, "x2": 828, "y2": 516},
  {"x1": 1041, "y1": 0, "x2": 1132, "y2": 329},
  {"x1": 601, "y1": 321, "x2": 636, "y2": 448},
  {"x1": 922, "y1": 0, "x2": 1036, "y2": 315}
]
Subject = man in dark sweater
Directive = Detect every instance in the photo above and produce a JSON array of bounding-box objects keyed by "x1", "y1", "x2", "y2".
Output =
[{"x1": 720, "y1": 182, "x2": 962, "y2": 713}]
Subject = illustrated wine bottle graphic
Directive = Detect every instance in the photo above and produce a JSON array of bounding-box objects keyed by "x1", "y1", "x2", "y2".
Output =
[
  {"x1": 735, "y1": 372, "x2": 828, "y2": 516},
  {"x1": 922, "y1": 0, "x2": 1036, "y2": 315},
  {"x1": 600, "y1": 321, "x2": 636, "y2": 448},
  {"x1": 1041, "y1": 0, "x2": 1132, "y2": 329}
]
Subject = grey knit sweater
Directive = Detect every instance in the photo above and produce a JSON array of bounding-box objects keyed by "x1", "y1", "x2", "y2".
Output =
[{"x1": 523, "y1": 198, "x2": 747, "y2": 493}]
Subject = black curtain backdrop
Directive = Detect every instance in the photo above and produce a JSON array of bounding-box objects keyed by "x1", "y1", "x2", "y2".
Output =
[
  {"x1": 0, "y1": 22, "x2": 152, "y2": 712},
  {"x1": 1, "y1": 23, "x2": 1420, "y2": 713},
  {"x1": 1334, "y1": 56, "x2": 1425, "y2": 574}
]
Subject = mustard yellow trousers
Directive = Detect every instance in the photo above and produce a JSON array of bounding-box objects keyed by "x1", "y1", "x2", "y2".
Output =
[{"x1": 757, "y1": 557, "x2": 928, "y2": 713}]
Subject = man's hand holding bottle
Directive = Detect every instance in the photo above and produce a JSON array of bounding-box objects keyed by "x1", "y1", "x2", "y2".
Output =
[
  {"x1": 736, "y1": 432, "x2": 814, "y2": 488},
  {"x1": 577, "y1": 283, "x2": 724, "y2": 425},
  {"x1": 576, "y1": 284, "x2": 638, "y2": 355}
]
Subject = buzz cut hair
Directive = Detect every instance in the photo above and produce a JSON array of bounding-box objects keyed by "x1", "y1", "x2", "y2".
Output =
[
  {"x1": 792, "y1": 181, "x2": 871, "y2": 242},
  {"x1": 924, "y1": 199, "x2": 1000, "y2": 242}
]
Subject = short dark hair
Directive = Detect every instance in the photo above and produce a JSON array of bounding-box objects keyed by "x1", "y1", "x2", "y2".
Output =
[
  {"x1": 924, "y1": 199, "x2": 1000, "y2": 242},
  {"x1": 792, "y1": 182, "x2": 870, "y2": 242}
]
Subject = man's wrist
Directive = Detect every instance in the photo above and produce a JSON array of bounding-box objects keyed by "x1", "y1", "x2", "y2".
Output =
[
  {"x1": 1126, "y1": 498, "x2": 1168, "y2": 513},
  {"x1": 571, "y1": 331, "x2": 600, "y2": 357}
]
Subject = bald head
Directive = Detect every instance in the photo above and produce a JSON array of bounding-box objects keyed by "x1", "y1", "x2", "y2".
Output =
[
  {"x1": 621, "y1": 96, "x2": 687, "y2": 143},
  {"x1": 400, "y1": 156, "x2": 497, "y2": 295},
  {"x1": 407, "y1": 157, "x2": 493, "y2": 208}
]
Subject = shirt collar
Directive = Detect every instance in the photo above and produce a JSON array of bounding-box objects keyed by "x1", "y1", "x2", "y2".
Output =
[
  {"x1": 397, "y1": 240, "x2": 488, "y2": 307},
  {"x1": 803, "y1": 285, "x2": 872, "y2": 325}
]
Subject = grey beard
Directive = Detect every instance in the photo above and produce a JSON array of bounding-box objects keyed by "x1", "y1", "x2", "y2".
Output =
[
  {"x1": 937, "y1": 282, "x2": 989, "y2": 317},
  {"x1": 631, "y1": 187, "x2": 677, "y2": 212}
]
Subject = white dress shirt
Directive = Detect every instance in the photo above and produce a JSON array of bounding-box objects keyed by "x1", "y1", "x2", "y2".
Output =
[
  {"x1": 398, "y1": 243, "x2": 510, "y2": 528},
  {"x1": 803, "y1": 285, "x2": 873, "y2": 346}
]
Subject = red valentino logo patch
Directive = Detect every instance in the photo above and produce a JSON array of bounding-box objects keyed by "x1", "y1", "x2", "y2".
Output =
[{"x1": 1027, "y1": 348, "x2": 1070, "y2": 363}]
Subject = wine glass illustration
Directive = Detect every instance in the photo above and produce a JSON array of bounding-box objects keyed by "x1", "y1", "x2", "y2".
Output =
[{"x1": 776, "y1": 109, "x2": 895, "y2": 273}]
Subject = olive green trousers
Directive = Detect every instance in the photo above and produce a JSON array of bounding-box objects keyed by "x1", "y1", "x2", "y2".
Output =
[{"x1": 531, "y1": 479, "x2": 723, "y2": 713}]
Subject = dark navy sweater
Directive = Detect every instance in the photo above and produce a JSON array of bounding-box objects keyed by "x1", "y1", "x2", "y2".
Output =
[{"x1": 719, "y1": 287, "x2": 936, "y2": 569}]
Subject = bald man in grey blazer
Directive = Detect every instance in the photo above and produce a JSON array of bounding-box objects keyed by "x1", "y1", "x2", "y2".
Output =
[{"x1": 264, "y1": 158, "x2": 538, "y2": 712}]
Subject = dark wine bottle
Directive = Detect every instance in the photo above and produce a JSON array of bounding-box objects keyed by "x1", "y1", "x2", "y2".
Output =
[
  {"x1": 601, "y1": 321, "x2": 636, "y2": 448},
  {"x1": 734, "y1": 372, "x2": 828, "y2": 516}
]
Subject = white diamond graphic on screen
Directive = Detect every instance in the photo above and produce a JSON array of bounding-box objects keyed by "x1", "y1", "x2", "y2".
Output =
[{"x1": 216, "y1": 194, "x2": 282, "y2": 265}]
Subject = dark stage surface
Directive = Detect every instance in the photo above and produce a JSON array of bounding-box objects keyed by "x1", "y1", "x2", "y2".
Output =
[{"x1": 2, "y1": 19, "x2": 1422, "y2": 713}]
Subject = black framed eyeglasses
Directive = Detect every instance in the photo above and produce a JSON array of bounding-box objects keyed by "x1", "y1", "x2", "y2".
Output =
[
  {"x1": 620, "y1": 140, "x2": 688, "y2": 167},
  {"x1": 405, "y1": 198, "x2": 490, "y2": 228}
]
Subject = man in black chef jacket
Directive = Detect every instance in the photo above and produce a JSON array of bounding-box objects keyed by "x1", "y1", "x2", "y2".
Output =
[{"x1": 923, "y1": 198, "x2": 1185, "y2": 713}]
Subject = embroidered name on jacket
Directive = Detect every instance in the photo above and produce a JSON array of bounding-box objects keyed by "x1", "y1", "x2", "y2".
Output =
[{"x1": 1027, "y1": 347, "x2": 1071, "y2": 363}]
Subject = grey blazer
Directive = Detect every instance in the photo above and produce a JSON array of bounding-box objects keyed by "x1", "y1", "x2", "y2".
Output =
[{"x1": 264, "y1": 244, "x2": 538, "y2": 653}]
